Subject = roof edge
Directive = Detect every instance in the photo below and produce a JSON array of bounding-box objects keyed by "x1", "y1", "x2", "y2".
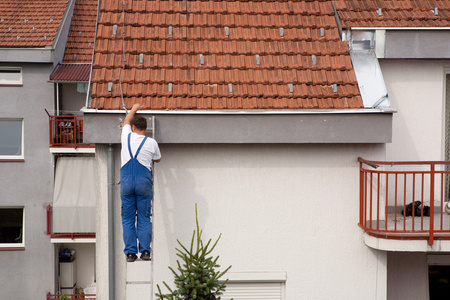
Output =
[
  {"x1": 81, "y1": 108, "x2": 396, "y2": 115},
  {"x1": 351, "y1": 27, "x2": 450, "y2": 31}
]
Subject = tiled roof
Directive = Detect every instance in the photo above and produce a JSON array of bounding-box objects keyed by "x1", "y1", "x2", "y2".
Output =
[
  {"x1": 63, "y1": 0, "x2": 98, "y2": 63},
  {"x1": 90, "y1": 0, "x2": 362, "y2": 110},
  {"x1": 0, "y1": 0, "x2": 69, "y2": 48},
  {"x1": 334, "y1": 0, "x2": 450, "y2": 28},
  {"x1": 50, "y1": 63, "x2": 91, "y2": 81}
]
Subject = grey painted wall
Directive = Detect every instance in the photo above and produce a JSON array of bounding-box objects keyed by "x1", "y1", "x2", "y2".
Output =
[
  {"x1": 60, "y1": 83, "x2": 87, "y2": 113},
  {"x1": 83, "y1": 112, "x2": 393, "y2": 144},
  {"x1": 385, "y1": 31, "x2": 450, "y2": 59},
  {"x1": 0, "y1": 63, "x2": 56, "y2": 298},
  {"x1": 387, "y1": 252, "x2": 428, "y2": 299}
]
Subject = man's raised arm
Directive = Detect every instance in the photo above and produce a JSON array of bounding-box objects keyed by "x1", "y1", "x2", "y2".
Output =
[{"x1": 123, "y1": 103, "x2": 142, "y2": 126}]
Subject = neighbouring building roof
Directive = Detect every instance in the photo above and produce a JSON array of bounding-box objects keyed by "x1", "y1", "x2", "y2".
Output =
[
  {"x1": 0, "y1": 0, "x2": 69, "y2": 48},
  {"x1": 89, "y1": 0, "x2": 363, "y2": 110},
  {"x1": 63, "y1": 0, "x2": 98, "y2": 63},
  {"x1": 334, "y1": 0, "x2": 450, "y2": 28},
  {"x1": 50, "y1": 0, "x2": 98, "y2": 82}
]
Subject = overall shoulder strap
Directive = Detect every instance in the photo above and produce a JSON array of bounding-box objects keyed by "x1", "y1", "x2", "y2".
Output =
[
  {"x1": 127, "y1": 133, "x2": 134, "y2": 158},
  {"x1": 134, "y1": 136, "x2": 148, "y2": 158}
]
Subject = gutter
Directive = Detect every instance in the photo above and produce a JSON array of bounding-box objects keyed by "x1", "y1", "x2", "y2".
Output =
[
  {"x1": 351, "y1": 27, "x2": 450, "y2": 31},
  {"x1": 107, "y1": 143, "x2": 115, "y2": 300},
  {"x1": 81, "y1": 108, "x2": 396, "y2": 115}
]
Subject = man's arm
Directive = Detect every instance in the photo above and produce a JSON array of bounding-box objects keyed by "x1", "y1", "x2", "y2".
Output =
[
  {"x1": 123, "y1": 103, "x2": 142, "y2": 126},
  {"x1": 153, "y1": 158, "x2": 161, "y2": 163}
]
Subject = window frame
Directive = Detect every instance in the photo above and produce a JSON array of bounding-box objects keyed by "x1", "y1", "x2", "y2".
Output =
[
  {"x1": 0, "y1": 206, "x2": 25, "y2": 250},
  {"x1": 0, "y1": 118, "x2": 24, "y2": 161},
  {"x1": 0, "y1": 67, "x2": 23, "y2": 86}
]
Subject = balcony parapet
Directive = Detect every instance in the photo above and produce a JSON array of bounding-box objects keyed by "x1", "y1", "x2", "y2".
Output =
[
  {"x1": 359, "y1": 158, "x2": 450, "y2": 249},
  {"x1": 46, "y1": 110, "x2": 95, "y2": 150}
]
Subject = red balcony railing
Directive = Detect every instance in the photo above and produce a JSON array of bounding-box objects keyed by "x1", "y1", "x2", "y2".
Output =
[
  {"x1": 359, "y1": 158, "x2": 450, "y2": 245},
  {"x1": 46, "y1": 293, "x2": 95, "y2": 300},
  {"x1": 46, "y1": 110, "x2": 94, "y2": 148},
  {"x1": 46, "y1": 205, "x2": 95, "y2": 239}
]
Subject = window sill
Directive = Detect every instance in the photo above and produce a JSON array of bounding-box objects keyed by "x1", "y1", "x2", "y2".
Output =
[
  {"x1": 0, "y1": 159, "x2": 24, "y2": 162},
  {"x1": 0, "y1": 247, "x2": 25, "y2": 251},
  {"x1": 0, "y1": 84, "x2": 23, "y2": 87}
]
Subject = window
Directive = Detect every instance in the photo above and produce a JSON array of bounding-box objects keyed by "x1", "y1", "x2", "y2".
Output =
[
  {"x1": 0, "y1": 119, "x2": 24, "y2": 160},
  {"x1": 0, "y1": 67, "x2": 22, "y2": 85},
  {"x1": 0, "y1": 207, "x2": 24, "y2": 249}
]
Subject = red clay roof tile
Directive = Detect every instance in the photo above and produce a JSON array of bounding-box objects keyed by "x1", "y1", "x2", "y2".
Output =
[{"x1": 90, "y1": 0, "x2": 364, "y2": 110}]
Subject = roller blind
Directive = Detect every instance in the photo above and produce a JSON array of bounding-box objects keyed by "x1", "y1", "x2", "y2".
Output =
[
  {"x1": 221, "y1": 282, "x2": 283, "y2": 300},
  {"x1": 53, "y1": 157, "x2": 96, "y2": 233}
]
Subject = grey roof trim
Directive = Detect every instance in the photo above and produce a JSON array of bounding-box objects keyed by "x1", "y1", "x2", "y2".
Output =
[
  {"x1": 81, "y1": 108, "x2": 396, "y2": 115},
  {"x1": 351, "y1": 27, "x2": 450, "y2": 30}
]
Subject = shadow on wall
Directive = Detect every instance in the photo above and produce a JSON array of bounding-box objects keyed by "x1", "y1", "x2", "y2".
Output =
[{"x1": 155, "y1": 148, "x2": 209, "y2": 274}]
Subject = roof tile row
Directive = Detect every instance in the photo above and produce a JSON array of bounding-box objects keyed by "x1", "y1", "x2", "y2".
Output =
[
  {"x1": 334, "y1": 0, "x2": 450, "y2": 28},
  {"x1": 91, "y1": 82, "x2": 359, "y2": 99},
  {"x1": 91, "y1": 95, "x2": 362, "y2": 110},
  {"x1": 101, "y1": 0, "x2": 333, "y2": 15},
  {"x1": 93, "y1": 53, "x2": 353, "y2": 70},
  {"x1": 92, "y1": 68, "x2": 356, "y2": 84}
]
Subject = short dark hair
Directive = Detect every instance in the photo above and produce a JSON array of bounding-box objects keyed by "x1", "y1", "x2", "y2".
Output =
[{"x1": 131, "y1": 116, "x2": 147, "y2": 131}]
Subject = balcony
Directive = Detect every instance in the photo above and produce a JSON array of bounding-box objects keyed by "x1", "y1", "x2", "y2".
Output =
[
  {"x1": 47, "y1": 205, "x2": 95, "y2": 242},
  {"x1": 359, "y1": 158, "x2": 450, "y2": 251},
  {"x1": 46, "y1": 111, "x2": 94, "y2": 151}
]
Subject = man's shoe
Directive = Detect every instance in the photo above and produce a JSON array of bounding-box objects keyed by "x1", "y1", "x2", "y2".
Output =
[
  {"x1": 140, "y1": 250, "x2": 151, "y2": 260},
  {"x1": 126, "y1": 253, "x2": 137, "y2": 262}
]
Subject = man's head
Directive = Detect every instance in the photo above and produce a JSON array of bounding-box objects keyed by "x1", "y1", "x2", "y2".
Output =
[{"x1": 130, "y1": 116, "x2": 147, "y2": 133}]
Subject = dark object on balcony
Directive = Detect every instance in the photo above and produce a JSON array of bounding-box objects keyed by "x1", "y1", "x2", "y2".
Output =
[
  {"x1": 402, "y1": 201, "x2": 430, "y2": 217},
  {"x1": 59, "y1": 248, "x2": 75, "y2": 262}
]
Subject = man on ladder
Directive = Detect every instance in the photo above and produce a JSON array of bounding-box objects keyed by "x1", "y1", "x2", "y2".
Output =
[{"x1": 120, "y1": 103, "x2": 161, "y2": 262}]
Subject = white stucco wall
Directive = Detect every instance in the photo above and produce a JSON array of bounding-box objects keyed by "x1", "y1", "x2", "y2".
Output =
[
  {"x1": 147, "y1": 143, "x2": 387, "y2": 299},
  {"x1": 380, "y1": 60, "x2": 448, "y2": 161}
]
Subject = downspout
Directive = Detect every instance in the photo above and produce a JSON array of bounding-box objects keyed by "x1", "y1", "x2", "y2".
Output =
[
  {"x1": 56, "y1": 83, "x2": 59, "y2": 115},
  {"x1": 107, "y1": 144, "x2": 115, "y2": 300}
]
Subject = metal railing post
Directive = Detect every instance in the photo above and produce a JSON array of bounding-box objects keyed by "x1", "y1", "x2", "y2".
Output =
[
  {"x1": 359, "y1": 161, "x2": 364, "y2": 226},
  {"x1": 429, "y1": 164, "x2": 435, "y2": 245}
]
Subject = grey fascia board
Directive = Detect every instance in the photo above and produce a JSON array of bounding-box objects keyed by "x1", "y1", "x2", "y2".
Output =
[
  {"x1": 0, "y1": 48, "x2": 54, "y2": 62},
  {"x1": 350, "y1": 28, "x2": 450, "y2": 59},
  {"x1": 80, "y1": 108, "x2": 395, "y2": 115},
  {"x1": 351, "y1": 27, "x2": 450, "y2": 31},
  {"x1": 82, "y1": 110, "x2": 394, "y2": 144}
]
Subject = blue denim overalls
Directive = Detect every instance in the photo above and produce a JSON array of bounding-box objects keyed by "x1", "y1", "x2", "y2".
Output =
[{"x1": 120, "y1": 133, "x2": 153, "y2": 254}]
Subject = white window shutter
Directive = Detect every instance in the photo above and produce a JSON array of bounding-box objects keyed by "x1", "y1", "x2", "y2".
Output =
[{"x1": 221, "y1": 282, "x2": 283, "y2": 300}]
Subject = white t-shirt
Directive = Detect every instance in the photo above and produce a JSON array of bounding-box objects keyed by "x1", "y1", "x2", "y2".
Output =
[{"x1": 121, "y1": 124, "x2": 161, "y2": 171}]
